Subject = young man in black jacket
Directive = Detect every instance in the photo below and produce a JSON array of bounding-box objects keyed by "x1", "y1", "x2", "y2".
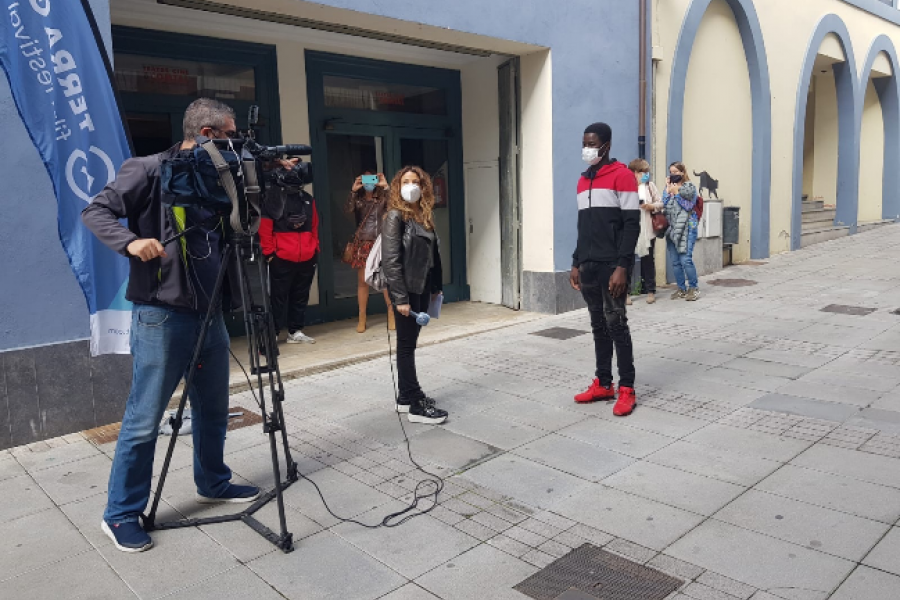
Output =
[
  {"x1": 569, "y1": 122, "x2": 641, "y2": 416},
  {"x1": 82, "y1": 98, "x2": 259, "y2": 553}
]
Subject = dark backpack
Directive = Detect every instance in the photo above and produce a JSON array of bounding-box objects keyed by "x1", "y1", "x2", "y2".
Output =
[{"x1": 695, "y1": 195, "x2": 704, "y2": 220}]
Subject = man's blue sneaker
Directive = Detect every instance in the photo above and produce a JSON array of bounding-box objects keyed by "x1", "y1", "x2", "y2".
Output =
[
  {"x1": 196, "y1": 483, "x2": 261, "y2": 504},
  {"x1": 101, "y1": 520, "x2": 153, "y2": 553}
]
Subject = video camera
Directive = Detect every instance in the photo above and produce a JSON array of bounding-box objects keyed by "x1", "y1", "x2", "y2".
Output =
[{"x1": 160, "y1": 105, "x2": 312, "y2": 235}]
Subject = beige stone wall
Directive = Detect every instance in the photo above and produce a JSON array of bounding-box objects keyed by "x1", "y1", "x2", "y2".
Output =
[
  {"x1": 653, "y1": 0, "x2": 900, "y2": 259},
  {"x1": 859, "y1": 78, "x2": 887, "y2": 223},
  {"x1": 812, "y1": 70, "x2": 840, "y2": 209},
  {"x1": 682, "y1": 0, "x2": 754, "y2": 263}
]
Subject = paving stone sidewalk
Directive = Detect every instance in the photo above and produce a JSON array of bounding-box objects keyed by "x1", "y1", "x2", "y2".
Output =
[{"x1": 5, "y1": 226, "x2": 900, "y2": 600}]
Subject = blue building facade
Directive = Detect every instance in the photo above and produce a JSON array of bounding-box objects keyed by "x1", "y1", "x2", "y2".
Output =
[{"x1": 0, "y1": 0, "x2": 646, "y2": 448}]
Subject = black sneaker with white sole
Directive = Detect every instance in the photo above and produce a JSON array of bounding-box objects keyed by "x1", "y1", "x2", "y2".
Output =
[
  {"x1": 408, "y1": 397, "x2": 448, "y2": 424},
  {"x1": 101, "y1": 520, "x2": 153, "y2": 553},
  {"x1": 396, "y1": 401, "x2": 411, "y2": 414},
  {"x1": 196, "y1": 483, "x2": 261, "y2": 504}
]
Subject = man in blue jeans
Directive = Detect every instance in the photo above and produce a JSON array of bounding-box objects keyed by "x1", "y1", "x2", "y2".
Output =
[{"x1": 82, "y1": 98, "x2": 259, "y2": 553}]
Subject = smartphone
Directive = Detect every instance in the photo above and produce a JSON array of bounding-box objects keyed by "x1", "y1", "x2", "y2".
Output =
[{"x1": 361, "y1": 175, "x2": 379, "y2": 186}]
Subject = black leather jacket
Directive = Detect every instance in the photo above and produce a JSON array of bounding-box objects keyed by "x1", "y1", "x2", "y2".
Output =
[{"x1": 382, "y1": 209, "x2": 443, "y2": 306}]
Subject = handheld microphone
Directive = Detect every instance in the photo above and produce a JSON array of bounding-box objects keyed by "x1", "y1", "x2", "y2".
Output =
[{"x1": 409, "y1": 311, "x2": 431, "y2": 326}]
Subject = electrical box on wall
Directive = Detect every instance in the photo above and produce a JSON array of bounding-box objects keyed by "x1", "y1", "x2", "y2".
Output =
[{"x1": 698, "y1": 199, "x2": 723, "y2": 239}]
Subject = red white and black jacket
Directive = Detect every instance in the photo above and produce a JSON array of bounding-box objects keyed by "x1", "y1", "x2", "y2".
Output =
[
  {"x1": 259, "y1": 189, "x2": 320, "y2": 263},
  {"x1": 572, "y1": 161, "x2": 641, "y2": 269}
]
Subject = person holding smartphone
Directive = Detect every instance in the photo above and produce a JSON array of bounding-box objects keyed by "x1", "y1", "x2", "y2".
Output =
[
  {"x1": 345, "y1": 170, "x2": 392, "y2": 333},
  {"x1": 663, "y1": 162, "x2": 701, "y2": 301},
  {"x1": 381, "y1": 166, "x2": 448, "y2": 424}
]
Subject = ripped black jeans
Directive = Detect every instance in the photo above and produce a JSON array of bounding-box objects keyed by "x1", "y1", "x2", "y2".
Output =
[{"x1": 579, "y1": 261, "x2": 636, "y2": 389}]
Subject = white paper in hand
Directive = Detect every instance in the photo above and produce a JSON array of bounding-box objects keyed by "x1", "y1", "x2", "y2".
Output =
[{"x1": 427, "y1": 293, "x2": 444, "y2": 319}]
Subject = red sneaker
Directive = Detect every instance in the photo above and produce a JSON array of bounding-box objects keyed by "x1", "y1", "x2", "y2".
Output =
[
  {"x1": 575, "y1": 379, "x2": 616, "y2": 404},
  {"x1": 613, "y1": 386, "x2": 636, "y2": 416}
]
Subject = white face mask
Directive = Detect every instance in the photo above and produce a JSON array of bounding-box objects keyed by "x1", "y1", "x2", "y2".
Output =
[
  {"x1": 401, "y1": 183, "x2": 422, "y2": 203},
  {"x1": 583, "y1": 143, "x2": 609, "y2": 165}
]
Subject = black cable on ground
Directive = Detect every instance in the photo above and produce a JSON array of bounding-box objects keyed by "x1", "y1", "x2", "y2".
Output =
[{"x1": 229, "y1": 312, "x2": 444, "y2": 529}]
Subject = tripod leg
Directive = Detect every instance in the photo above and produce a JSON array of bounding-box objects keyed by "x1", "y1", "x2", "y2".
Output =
[
  {"x1": 144, "y1": 243, "x2": 235, "y2": 530},
  {"x1": 254, "y1": 254, "x2": 299, "y2": 480},
  {"x1": 237, "y1": 245, "x2": 293, "y2": 550}
]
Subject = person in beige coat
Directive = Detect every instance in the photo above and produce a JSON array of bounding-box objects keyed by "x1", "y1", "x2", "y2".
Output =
[{"x1": 628, "y1": 159, "x2": 664, "y2": 304}]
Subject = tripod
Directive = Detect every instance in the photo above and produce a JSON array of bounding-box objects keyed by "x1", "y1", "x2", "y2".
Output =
[{"x1": 143, "y1": 231, "x2": 299, "y2": 553}]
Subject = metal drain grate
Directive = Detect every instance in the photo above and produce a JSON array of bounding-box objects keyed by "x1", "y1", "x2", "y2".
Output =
[
  {"x1": 820, "y1": 304, "x2": 877, "y2": 316},
  {"x1": 531, "y1": 327, "x2": 589, "y2": 341},
  {"x1": 513, "y1": 544, "x2": 683, "y2": 600},
  {"x1": 707, "y1": 279, "x2": 757, "y2": 287}
]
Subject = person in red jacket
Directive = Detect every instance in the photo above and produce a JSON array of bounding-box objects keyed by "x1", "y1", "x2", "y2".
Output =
[{"x1": 260, "y1": 186, "x2": 320, "y2": 344}]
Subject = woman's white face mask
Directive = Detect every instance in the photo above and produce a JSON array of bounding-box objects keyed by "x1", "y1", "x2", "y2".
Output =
[{"x1": 401, "y1": 183, "x2": 422, "y2": 203}]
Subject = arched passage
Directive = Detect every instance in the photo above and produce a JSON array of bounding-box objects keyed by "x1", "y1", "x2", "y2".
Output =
[
  {"x1": 792, "y1": 15, "x2": 859, "y2": 249},
  {"x1": 667, "y1": 0, "x2": 771, "y2": 259},
  {"x1": 858, "y1": 36, "x2": 900, "y2": 223}
]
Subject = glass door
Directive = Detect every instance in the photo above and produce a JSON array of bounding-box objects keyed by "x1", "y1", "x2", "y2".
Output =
[
  {"x1": 314, "y1": 124, "x2": 393, "y2": 320},
  {"x1": 312, "y1": 123, "x2": 467, "y2": 318}
]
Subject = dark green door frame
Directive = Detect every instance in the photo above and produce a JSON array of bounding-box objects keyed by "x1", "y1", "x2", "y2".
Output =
[
  {"x1": 111, "y1": 26, "x2": 283, "y2": 145},
  {"x1": 306, "y1": 51, "x2": 469, "y2": 322}
]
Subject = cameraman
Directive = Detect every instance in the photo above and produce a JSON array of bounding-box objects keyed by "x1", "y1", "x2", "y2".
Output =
[
  {"x1": 259, "y1": 175, "x2": 320, "y2": 345},
  {"x1": 81, "y1": 98, "x2": 259, "y2": 553}
]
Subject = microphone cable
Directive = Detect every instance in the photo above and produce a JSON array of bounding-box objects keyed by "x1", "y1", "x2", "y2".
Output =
[{"x1": 229, "y1": 309, "x2": 444, "y2": 530}]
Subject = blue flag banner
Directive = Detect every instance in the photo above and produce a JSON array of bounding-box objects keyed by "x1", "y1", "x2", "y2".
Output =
[{"x1": 1, "y1": 0, "x2": 132, "y2": 355}]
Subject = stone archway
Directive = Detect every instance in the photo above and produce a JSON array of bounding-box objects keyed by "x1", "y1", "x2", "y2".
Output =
[
  {"x1": 791, "y1": 15, "x2": 859, "y2": 248},
  {"x1": 667, "y1": 0, "x2": 772, "y2": 259},
  {"x1": 858, "y1": 36, "x2": 900, "y2": 223}
]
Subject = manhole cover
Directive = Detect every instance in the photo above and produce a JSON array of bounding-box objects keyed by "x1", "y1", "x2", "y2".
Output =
[
  {"x1": 820, "y1": 304, "x2": 876, "y2": 316},
  {"x1": 531, "y1": 327, "x2": 589, "y2": 341},
  {"x1": 513, "y1": 544, "x2": 683, "y2": 600},
  {"x1": 554, "y1": 590, "x2": 599, "y2": 600},
  {"x1": 707, "y1": 279, "x2": 757, "y2": 287}
]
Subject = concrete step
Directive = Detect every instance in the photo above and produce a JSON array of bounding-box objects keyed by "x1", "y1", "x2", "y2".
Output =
[
  {"x1": 802, "y1": 221, "x2": 834, "y2": 232},
  {"x1": 802, "y1": 209, "x2": 836, "y2": 226},
  {"x1": 858, "y1": 219, "x2": 896, "y2": 233},
  {"x1": 802, "y1": 200, "x2": 825, "y2": 213},
  {"x1": 801, "y1": 225, "x2": 850, "y2": 248}
]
